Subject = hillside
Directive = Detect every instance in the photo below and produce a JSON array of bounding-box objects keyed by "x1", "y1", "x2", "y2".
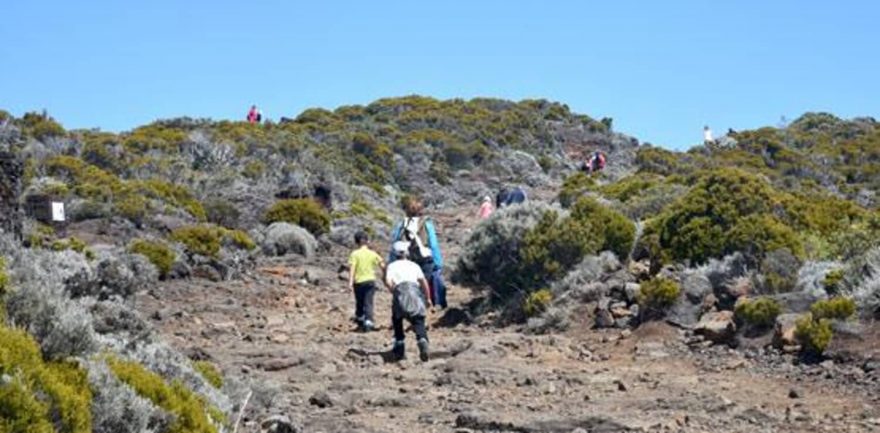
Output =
[{"x1": 0, "y1": 98, "x2": 879, "y2": 432}]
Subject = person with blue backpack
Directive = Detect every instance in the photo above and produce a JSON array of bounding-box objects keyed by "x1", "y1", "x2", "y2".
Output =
[{"x1": 388, "y1": 196, "x2": 446, "y2": 309}]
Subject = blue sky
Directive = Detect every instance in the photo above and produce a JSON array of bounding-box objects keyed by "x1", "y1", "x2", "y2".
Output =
[{"x1": 1, "y1": 1, "x2": 877, "y2": 149}]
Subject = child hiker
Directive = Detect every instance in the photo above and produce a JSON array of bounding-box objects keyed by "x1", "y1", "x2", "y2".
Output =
[{"x1": 348, "y1": 231, "x2": 385, "y2": 332}]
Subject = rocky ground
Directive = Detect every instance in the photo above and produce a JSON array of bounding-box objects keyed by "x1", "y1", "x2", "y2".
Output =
[{"x1": 136, "y1": 204, "x2": 880, "y2": 433}]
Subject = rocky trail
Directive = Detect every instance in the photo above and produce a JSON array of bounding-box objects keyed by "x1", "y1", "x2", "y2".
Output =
[{"x1": 136, "y1": 203, "x2": 880, "y2": 433}]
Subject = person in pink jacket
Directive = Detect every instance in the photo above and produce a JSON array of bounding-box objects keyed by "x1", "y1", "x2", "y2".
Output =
[{"x1": 478, "y1": 196, "x2": 494, "y2": 219}]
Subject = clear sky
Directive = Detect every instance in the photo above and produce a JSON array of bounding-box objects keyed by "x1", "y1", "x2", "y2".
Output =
[{"x1": 1, "y1": 1, "x2": 877, "y2": 149}]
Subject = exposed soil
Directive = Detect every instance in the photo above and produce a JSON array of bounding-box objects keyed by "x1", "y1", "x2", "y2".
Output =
[{"x1": 136, "y1": 204, "x2": 880, "y2": 433}]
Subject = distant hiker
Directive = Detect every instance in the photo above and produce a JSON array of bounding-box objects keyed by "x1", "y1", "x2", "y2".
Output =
[
  {"x1": 348, "y1": 231, "x2": 385, "y2": 332},
  {"x1": 478, "y1": 195, "x2": 494, "y2": 219},
  {"x1": 588, "y1": 151, "x2": 606, "y2": 173},
  {"x1": 389, "y1": 196, "x2": 446, "y2": 308},
  {"x1": 247, "y1": 105, "x2": 262, "y2": 124},
  {"x1": 314, "y1": 184, "x2": 332, "y2": 210},
  {"x1": 385, "y1": 241, "x2": 432, "y2": 361},
  {"x1": 497, "y1": 186, "x2": 527, "y2": 208},
  {"x1": 703, "y1": 125, "x2": 714, "y2": 145}
]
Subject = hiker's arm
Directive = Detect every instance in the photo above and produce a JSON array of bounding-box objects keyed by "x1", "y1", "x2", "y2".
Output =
[
  {"x1": 419, "y1": 277, "x2": 431, "y2": 306},
  {"x1": 348, "y1": 266, "x2": 356, "y2": 291},
  {"x1": 387, "y1": 223, "x2": 402, "y2": 262}
]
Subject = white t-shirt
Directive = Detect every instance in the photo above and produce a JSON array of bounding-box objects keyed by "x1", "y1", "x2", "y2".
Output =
[
  {"x1": 703, "y1": 128, "x2": 714, "y2": 142},
  {"x1": 385, "y1": 259, "x2": 426, "y2": 287}
]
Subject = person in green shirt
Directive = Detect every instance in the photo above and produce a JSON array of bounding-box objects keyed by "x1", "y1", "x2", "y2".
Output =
[{"x1": 348, "y1": 231, "x2": 385, "y2": 332}]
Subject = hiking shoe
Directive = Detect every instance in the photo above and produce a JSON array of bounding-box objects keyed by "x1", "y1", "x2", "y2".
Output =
[
  {"x1": 363, "y1": 320, "x2": 374, "y2": 332},
  {"x1": 417, "y1": 338, "x2": 430, "y2": 362},
  {"x1": 392, "y1": 340, "x2": 405, "y2": 361}
]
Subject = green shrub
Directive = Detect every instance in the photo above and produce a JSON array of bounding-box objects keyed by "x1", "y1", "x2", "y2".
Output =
[
  {"x1": 638, "y1": 277, "x2": 681, "y2": 313},
  {"x1": 263, "y1": 199, "x2": 331, "y2": 236},
  {"x1": 26, "y1": 223, "x2": 56, "y2": 249},
  {"x1": 225, "y1": 229, "x2": 256, "y2": 251},
  {"x1": 192, "y1": 361, "x2": 223, "y2": 389},
  {"x1": 130, "y1": 239, "x2": 176, "y2": 277},
  {"x1": 570, "y1": 197, "x2": 636, "y2": 260},
  {"x1": 523, "y1": 288, "x2": 552, "y2": 318},
  {"x1": 735, "y1": 297, "x2": 782, "y2": 329},
  {"x1": 822, "y1": 269, "x2": 845, "y2": 295},
  {"x1": 650, "y1": 168, "x2": 803, "y2": 265},
  {"x1": 204, "y1": 199, "x2": 241, "y2": 229},
  {"x1": 241, "y1": 160, "x2": 265, "y2": 179},
  {"x1": 0, "y1": 257, "x2": 8, "y2": 296},
  {"x1": 21, "y1": 112, "x2": 66, "y2": 140},
  {"x1": 113, "y1": 194, "x2": 148, "y2": 225},
  {"x1": 171, "y1": 225, "x2": 255, "y2": 258},
  {"x1": 136, "y1": 179, "x2": 206, "y2": 221},
  {"x1": 558, "y1": 172, "x2": 595, "y2": 208},
  {"x1": 521, "y1": 210, "x2": 601, "y2": 284},
  {"x1": 50, "y1": 237, "x2": 88, "y2": 254},
  {"x1": 537, "y1": 155, "x2": 553, "y2": 173},
  {"x1": 795, "y1": 314, "x2": 833, "y2": 356},
  {"x1": 810, "y1": 297, "x2": 856, "y2": 321},
  {"x1": 107, "y1": 357, "x2": 219, "y2": 433},
  {"x1": 171, "y1": 225, "x2": 224, "y2": 258},
  {"x1": 0, "y1": 324, "x2": 92, "y2": 433}
]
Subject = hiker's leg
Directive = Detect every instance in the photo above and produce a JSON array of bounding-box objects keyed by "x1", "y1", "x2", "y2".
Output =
[
  {"x1": 363, "y1": 282, "x2": 376, "y2": 328},
  {"x1": 354, "y1": 283, "x2": 366, "y2": 326},
  {"x1": 411, "y1": 315, "x2": 428, "y2": 341},
  {"x1": 392, "y1": 314, "x2": 406, "y2": 342},
  {"x1": 419, "y1": 261, "x2": 435, "y2": 305}
]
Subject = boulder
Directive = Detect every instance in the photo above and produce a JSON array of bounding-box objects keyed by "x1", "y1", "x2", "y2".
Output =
[
  {"x1": 773, "y1": 313, "x2": 801, "y2": 348},
  {"x1": 695, "y1": 311, "x2": 737, "y2": 344},
  {"x1": 261, "y1": 415, "x2": 302, "y2": 433},
  {"x1": 261, "y1": 222, "x2": 317, "y2": 258}
]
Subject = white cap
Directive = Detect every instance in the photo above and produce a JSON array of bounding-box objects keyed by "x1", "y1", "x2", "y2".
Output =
[{"x1": 392, "y1": 241, "x2": 410, "y2": 255}]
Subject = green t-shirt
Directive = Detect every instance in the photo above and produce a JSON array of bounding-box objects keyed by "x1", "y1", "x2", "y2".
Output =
[{"x1": 349, "y1": 246, "x2": 382, "y2": 284}]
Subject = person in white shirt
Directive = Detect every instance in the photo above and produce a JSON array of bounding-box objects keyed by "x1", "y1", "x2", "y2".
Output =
[
  {"x1": 385, "y1": 241, "x2": 432, "y2": 361},
  {"x1": 703, "y1": 125, "x2": 715, "y2": 145}
]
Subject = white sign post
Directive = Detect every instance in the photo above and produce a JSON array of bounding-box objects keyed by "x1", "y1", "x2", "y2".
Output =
[{"x1": 51, "y1": 201, "x2": 66, "y2": 222}]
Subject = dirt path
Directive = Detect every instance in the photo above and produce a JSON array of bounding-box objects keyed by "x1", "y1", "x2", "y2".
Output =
[{"x1": 136, "y1": 204, "x2": 880, "y2": 433}]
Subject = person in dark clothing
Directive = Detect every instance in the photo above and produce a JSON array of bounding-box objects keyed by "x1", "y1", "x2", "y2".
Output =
[{"x1": 385, "y1": 241, "x2": 432, "y2": 361}]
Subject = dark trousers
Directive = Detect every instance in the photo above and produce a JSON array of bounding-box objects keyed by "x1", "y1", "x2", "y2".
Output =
[
  {"x1": 354, "y1": 281, "x2": 376, "y2": 325},
  {"x1": 417, "y1": 260, "x2": 435, "y2": 306},
  {"x1": 392, "y1": 314, "x2": 428, "y2": 343}
]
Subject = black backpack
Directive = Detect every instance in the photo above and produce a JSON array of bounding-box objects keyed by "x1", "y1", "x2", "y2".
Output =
[{"x1": 400, "y1": 217, "x2": 432, "y2": 265}]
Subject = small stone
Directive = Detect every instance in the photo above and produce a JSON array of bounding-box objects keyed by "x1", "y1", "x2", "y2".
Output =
[
  {"x1": 308, "y1": 391, "x2": 333, "y2": 408},
  {"x1": 614, "y1": 379, "x2": 628, "y2": 392},
  {"x1": 261, "y1": 415, "x2": 301, "y2": 433},
  {"x1": 788, "y1": 388, "x2": 801, "y2": 399},
  {"x1": 620, "y1": 330, "x2": 632, "y2": 340}
]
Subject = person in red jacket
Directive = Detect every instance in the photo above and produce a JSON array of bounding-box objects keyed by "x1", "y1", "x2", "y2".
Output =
[{"x1": 247, "y1": 105, "x2": 261, "y2": 124}]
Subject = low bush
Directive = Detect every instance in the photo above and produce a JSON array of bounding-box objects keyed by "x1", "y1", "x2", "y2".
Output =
[
  {"x1": 521, "y1": 210, "x2": 601, "y2": 284},
  {"x1": 570, "y1": 197, "x2": 636, "y2": 260},
  {"x1": 0, "y1": 323, "x2": 92, "y2": 433},
  {"x1": 821, "y1": 269, "x2": 845, "y2": 295},
  {"x1": 522, "y1": 288, "x2": 552, "y2": 318},
  {"x1": 203, "y1": 199, "x2": 241, "y2": 229},
  {"x1": 734, "y1": 297, "x2": 782, "y2": 329},
  {"x1": 263, "y1": 199, "x2": 331, "y2": 236},
  {"x1": 638, "y1": 277, "x2": 681, "y2": 314},
  {"x1": 192, "y1": 361, "x2": 223, "y2": 389},
  {"x1": 107, "y1": 357, "x2": 219, "y2": 433},
  {"x1": 810, "y1": 297, "x2": 856, "y2": 321},
  {"x1": 129, "y1": 239, "x2": 176, "y2": 278},
  {"x1": 795, "y1": 314, "x2": 833, "y2": 356},
  {"x1": 21, "y1": 111, "x2": 66, "y2": 140},
  {"x1": 558, "y1": 172, "x2": 595, "y2": 208},
  {"x1": 171, "y1": 225, "x2": 256, "y2": 258}
]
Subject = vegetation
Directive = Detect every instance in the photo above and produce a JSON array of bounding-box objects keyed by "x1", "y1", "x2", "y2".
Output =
[
  {"x1": 129, "y1": 239, "x2": 176, "y2": 277},
  {"x1": 638, "y1": 277, "x2": 681, "y2": 315},
  {"x1": 522, "y1": 288, "x2": 552, "y2": 318},
  {"x1": 0, "y1": 323, "x2": 92, "y2": 433},
  {"x1": 734, "y1": 297, "x2": 782, "y2": 329},
  {"x1": 810, "y1": 297, "x2": 857, "y2": 321},
  {"x1": 795, "y1": 314, "x2": 834, "y2": 356},
  {"x1": 171, "y1": 224, "x2": 255, "y2": 258},
  {"x1": 192, "y1": 361, "x2": 223, "y2": 389},
  {"x1": 264, "y1": 199, "x2": 331, "y2": 236},
  {"x1": 558, "y1": 172, "x2": 594, "y2": 208},
  {"x1": 107, "y1": 356, "x2": 220, "y2": 433}
]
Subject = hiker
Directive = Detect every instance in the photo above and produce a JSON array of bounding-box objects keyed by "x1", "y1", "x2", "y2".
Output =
[
  {"x1": 589, "y1": 151, "x2": 606, "y2": 173},
  {"x1": 498, "y1": 186, "x2": 527, "y2": 208},
  {"x1": 385, "y1": 241, "x2": 432, "y2": 361},
  {"x1": 247, "y1": 105, "x2": 262, "y2": 124},
  {"x1": 478, "y1": 195, "x2": 494, "y2": 219},
  {"x1": 389, "y1": 196, "x2": 446, "y2": 308},
  {"x1": 348, "y1": 231, "x2": 385, "y2": 332},
  {"x1": 703, "y1": 125, "x2": 714, "y2": 145}
]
